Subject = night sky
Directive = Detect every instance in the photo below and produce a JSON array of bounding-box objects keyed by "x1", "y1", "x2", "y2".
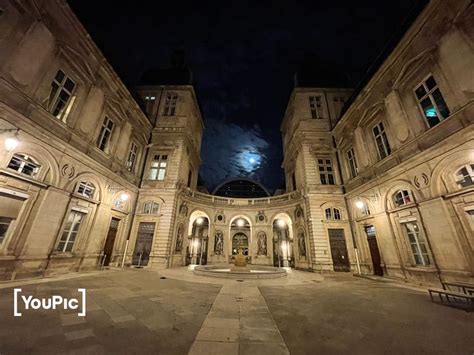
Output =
[{"x1": 68, "y1": 0, "x2": 421, "y2": 193}]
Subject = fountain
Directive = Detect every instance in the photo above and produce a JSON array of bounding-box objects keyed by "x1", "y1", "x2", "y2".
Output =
[{"x1": 193, "y1": 249, "x2": 287, "y2": 279}]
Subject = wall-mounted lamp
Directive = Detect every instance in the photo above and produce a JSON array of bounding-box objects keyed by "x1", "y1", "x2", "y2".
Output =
[
  {"x1": 355, "y1": 199, "x2": 365, "y2": 209},
  {"x1": 1, "y1": 129, "x2": 19, "y2": 152},
  {"x1": 276, "y1": 219, "x2": 286, "y2": 228},
  {"x1": 236, "y1": 218, "x2": 245, "y2": 227},
  {"x1": 196, "y1": 217, "x2": 204, "y2": 225}
]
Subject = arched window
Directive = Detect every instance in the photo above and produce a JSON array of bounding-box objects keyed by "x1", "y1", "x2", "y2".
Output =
[
  {"x1": 143, "y1": 201, "x2": 160, "y2": 214},
  {"x1": 325, "y1": 208, "x2": 342, "y2": 220},
  {"x1": 456, "y1": 164, "x2": 474, "y2": 188},
  {"x1": 76, "y1": 181, "x2": 96, "y2": 199},
  {"x1": 7, "y1": 153, "x2": 41, "y2": 177},
  {"x1": 393, "y1": 190, "x2": 413, "y2": 207}
]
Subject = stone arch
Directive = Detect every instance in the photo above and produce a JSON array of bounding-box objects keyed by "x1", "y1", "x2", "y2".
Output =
[
  {"x1": 430, "y1": 148, "x2": 474, "y2": 196},
  {"x1": 382, "y1": 179, "x2": 419, "y2": 211},
  {"x1": 66, "y1": 172, "x2": 105, "y2": 201},
  {"x1": 6, "y1": 139, "x2": 60, "y2": 186},
  {"x1": 188, "y1": 210, "x2": 211, "y2": 235},
  {"x1": 271, "y1": 212, "x2": 294, "y2": 240}
]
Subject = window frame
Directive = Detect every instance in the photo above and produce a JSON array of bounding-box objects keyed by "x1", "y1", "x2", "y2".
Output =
[
  {"x1": 7, "y1": 153, "x2": 41, "y2": 177},
  {"x1": 149, "y1": 154, "x2": 168, "y2": 181},
  {"x1": 317, "y1": 158, "x2": 335, "y2": 185},
  {"x1": 0, "y1": 217, "x2": 13, "y2": 246},
  {"x1": 403, "y1": 222, "x2": 430, "y2": 266},
  {"x1": 393, "y1": 189, "x2": 414, "y2": 207},
  {"x1": 48, "y1": 69, "x2": 76, "y2": 122},
  {"x1": 346, "y1": 147, "x2": 359, "y2": 178},
  {"x1": 455, "y1": 164, "x2": 474, "y2": 189},
  {"x1": 309, "y1": 95, "x2": 324, "y2": 119},
  {"x1": 325, "y1": 207, "x2": 342, "y2": 221},
  {"x1": 126, "y1": 142, "x2": 139, "y2": 172},
  {"x1": 372, "y1": 121, "x2": 391, "y2": 160},
  {"x1": 414, "y1": 74, "x2": 450, "y2": 128},
  {"x1": 143, "y1": 201, "x2": 160, "y2": 215},
  {"x1": 96, "y1": 116, "x2": 115, "y2": 153},
  {"x1": 57, "y1": 210, "x2": 85, "y2": 253},
  {"x1": 163, "y1": 93, "x2": 178, "y2": 116},
  {"x1": 76, "y1": 181, "x2": 96, "y2": 199}
]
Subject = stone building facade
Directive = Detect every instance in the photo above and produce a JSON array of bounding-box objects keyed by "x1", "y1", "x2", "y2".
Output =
[
  {"x1": 0, "y1": 0, "x2": 151, "y2": 279},
  {"x1": 0, "y1": 0, "x2": 472, "y2": 286}
]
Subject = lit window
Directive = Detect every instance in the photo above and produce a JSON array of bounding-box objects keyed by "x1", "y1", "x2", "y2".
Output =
[
  {"x1": 127, "y1": 142, "x2": 139, "y2": 172},
  {"x1": 48, "y1": 70, "x2": 76, "y2": 121},
  {"x1": 325, "y1": 208, "x2": 341, "y2": 220},
  {"x1": 404, "y1": 222, "x2": 430, "y2": 266},
  {"x1": 0, "y1": 217, "x2": 13, "y2": 245},
  {"x1": 393, "y1": 190, "x2": 413, "y2": 207},
  {"x1": 143, "y1": 201, "x2": 160, "y2": 214},
  {"x1": 7, "y1": 153, "x2": 40, "y2": 177},
  {"x1": 149, "y1": 154, "x2": 168, "y2": 180},
  {"x1": 163, "y1": 93, "x2": 178, "y2": 116},
  {"x1": 455, "y1": 164, "x2": 474, "y2": 188},
  {"x1": 346, "y1": 147, "x2": 358, "y2": 178},
  {"x1": 57, "y1": 210, "x2": 85, "y2": 252},
  {"x1": 415, "y1": 75, "x2": 450, "y2": 128},
  {"x1": 372, "y1": 122, "x2": 391, "y2": 160},
  {"x1": 96, "y1": 117, "x2": 114, "y2": 152},
  {"x1": 76, "y1": 181, "x2": 95, "y2": 199},
  {"x1": 309, "y1": 96, "x2": 324, "y2": 119},
  {"x1": 318, "y1": 158, "x2": 335, "y2": 185}
]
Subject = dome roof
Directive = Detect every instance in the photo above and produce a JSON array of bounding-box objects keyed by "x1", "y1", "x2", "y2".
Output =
[{"x1": 213, "y1": 178, "x2": 269, "y2": 198}]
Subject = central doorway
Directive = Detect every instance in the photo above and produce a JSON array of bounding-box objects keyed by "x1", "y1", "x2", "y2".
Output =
[
  {"x1": 132, "y1": 222, "x2": 155, "y2": 267},
  {"x1": 328, "y1": 228, "x2": 350, "y2": 272},
  {"x1": 365, "y1": 225, "x2": 383, "y2": 276},
  {"x1": 103, "y1": 217, "x2": 120, "y2": 266},
  {"x1": 189, "y1": 216, "x2": 209, "y2": 265}
]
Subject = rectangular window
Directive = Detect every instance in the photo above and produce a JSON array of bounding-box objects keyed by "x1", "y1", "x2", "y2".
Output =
[
  {"x1": 309, "y1": 96, "x2": 324, "y2": 119},
  {"x1": 346, "y1": 148, "x2": 358, "y2": 178},
  {"x1": 144, "y1": 95, "x2": 156, "y2": 114},
  {"x1": 57, "y1": 210, "x2": 85, "y2": 252},
  {"x1": 163, "y1": 94, "x2": 178, "y2": 116},
  {"x1": 48, "y1": 70, "x2": 76, "y2": 121},
  {"x1": 372, "y1": 122, "x2": 391, "y2": 160},
  {"x1": 0, "y1": 217, "x2": 13, "y2": 245},
  {"x1": 149, "y1": 154, "x2": 168, "y2": 180},
  {"x1": 77, "y1": 181, "x2": 95, "y2": 199},
  {"x1": 8, "y1": 154, "x2": 40, "y2": 177},
  {"x1": 405, "y1": 222, "x2": 430, "y2": 266},
  {"x1": 126, "y1": 142, "x2": 139, "y2": 172},
  {"x1": 318, "y1": 158, "x2": 335, "y2": 185},
  {"x1": 415, "y1": 75, "x2": 450, "y2": 128},
  {"x1": 96, "y1": 117, "x2": 114, "y2": 152}
]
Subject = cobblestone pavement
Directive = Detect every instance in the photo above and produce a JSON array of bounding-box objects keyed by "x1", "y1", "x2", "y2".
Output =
[{"x1": 0, "y1": 268, "x2": 472, "y2": 355}]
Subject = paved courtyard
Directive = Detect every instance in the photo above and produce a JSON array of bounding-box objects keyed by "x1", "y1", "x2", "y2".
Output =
[{"x1": 0, "y1": 268, "x2": 472, "y2": 354}]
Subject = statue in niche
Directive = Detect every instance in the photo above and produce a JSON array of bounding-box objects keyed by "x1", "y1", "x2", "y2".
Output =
[
  {"x1": 175, "y1": 224, "x2": 184, "y2": 253},
  {"x1": 257, "y1": 231, "x2": 267, "y2": 256},
  {"x1": 214, "y1": 230, "x2": 224, "y2": 255},
  {"x1": 179, "y1": 202, "x2": 188, "y2": 216},
  {"x1": 298, "y1": 231, "x2": 306, "y2": 257}
]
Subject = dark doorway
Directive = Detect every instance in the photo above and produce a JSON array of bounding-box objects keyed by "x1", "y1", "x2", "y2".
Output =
[
  {"x1": 132, "y1": 222, "x2": 155, "y2": 267},
  {"x1": 365, "y1": 225, "x2": 383, "y2": 276},
  {"x1": 328, "y1": 228, "x2": 350, "y2": 272},
  {"x1": 103, "y1": 218, "x2": 120, "y2": 266}
]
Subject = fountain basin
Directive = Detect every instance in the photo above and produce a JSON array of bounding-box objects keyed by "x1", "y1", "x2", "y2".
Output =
[{"x1": 193, "y1": 264, "x2": 287, "y2": 279}]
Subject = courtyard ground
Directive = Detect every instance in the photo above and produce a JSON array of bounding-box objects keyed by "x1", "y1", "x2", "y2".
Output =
[{"x1": 0, "y1": 268, "x2": 472, "y2": 354}]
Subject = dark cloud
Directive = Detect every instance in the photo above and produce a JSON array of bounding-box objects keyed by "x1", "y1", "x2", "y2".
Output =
[{"x1": 69, "y1": 0, "x2": 421, "y2": 193}]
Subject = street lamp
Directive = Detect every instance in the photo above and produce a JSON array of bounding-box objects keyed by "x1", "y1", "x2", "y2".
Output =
[{"x1": 276, "y1": 219, "x2": 286, "y2": 228}]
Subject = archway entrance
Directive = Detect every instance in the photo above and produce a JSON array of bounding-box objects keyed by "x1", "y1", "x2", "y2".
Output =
[
  {"x1": 365, "y1": 225, "x2": 383, "y2": 276},
  {"x1": 232, "y1": 232, "x2": 249, "y2": 256},
  {"x1": 230, "y1": 217, "x2": 251, "y2": 263},
  {"x1": 273, "y1": 218, "x2": 292, "y2": 267},
  {"x1": 188, "y1": 216, "x2": 209, "y2": 265}
]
